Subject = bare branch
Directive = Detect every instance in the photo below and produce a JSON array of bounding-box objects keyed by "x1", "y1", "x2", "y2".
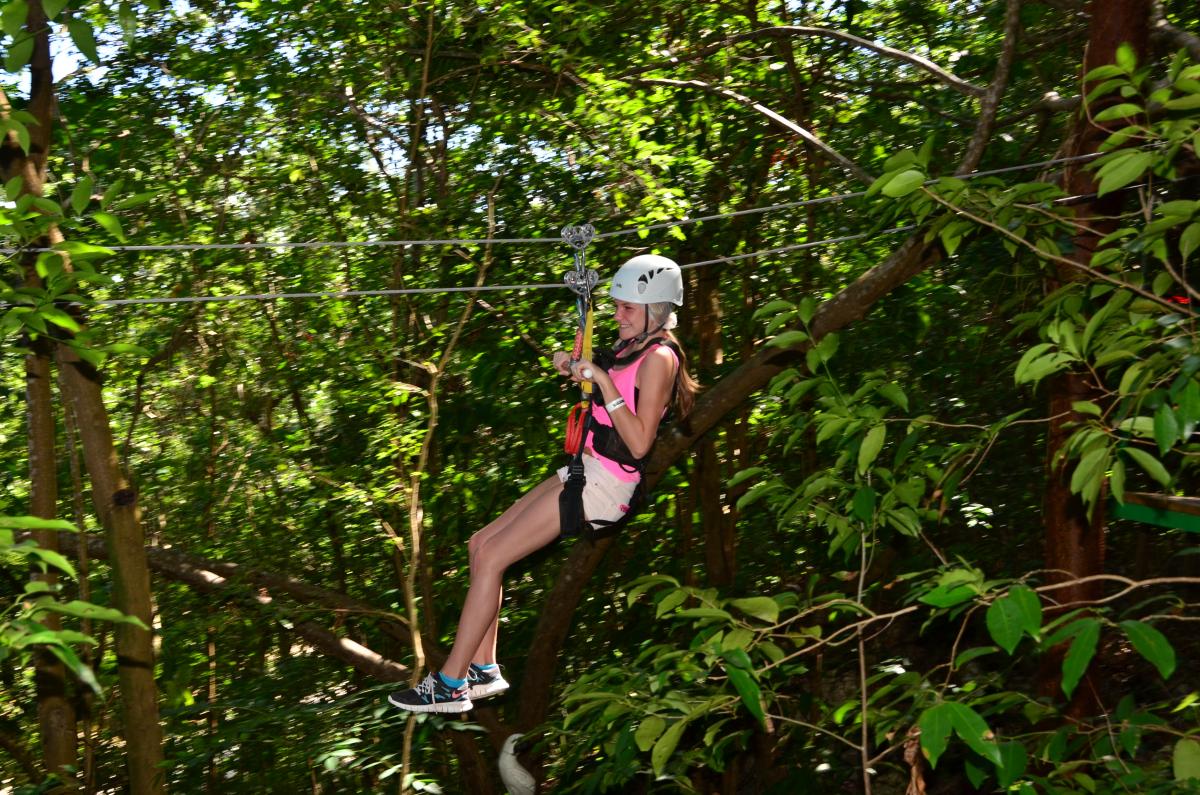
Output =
[
  {"x1": 622, "y1": 26, "x2": 987, "y2": 97},
  {"x1": 957, "y1": 0, "x2": 1025, "y2": 174},
  {"x1": 1151, "y1": 1, "x2": 1200, "y2": 62},
  {"x1": 629, "y1": 77, "x2": 873, "y2": 185}
]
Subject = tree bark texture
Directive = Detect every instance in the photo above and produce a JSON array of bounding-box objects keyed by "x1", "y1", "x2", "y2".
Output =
[
  {"x1": 1043, "y1": 0, "x2": 1151, "y2": 609},
  {"x1": 26, "y1": 330, "x2": 78, "y2": 784},
  {"x1": 0, "y1": 4, "x2": 167, "y2": 789}
]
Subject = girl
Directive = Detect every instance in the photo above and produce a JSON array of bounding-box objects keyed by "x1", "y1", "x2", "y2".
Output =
[{"x1": 389, "y1": 255, "x2": 696, "y2": 713}]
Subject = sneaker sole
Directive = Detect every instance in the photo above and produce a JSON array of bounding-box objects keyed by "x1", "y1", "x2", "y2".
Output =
[
  {"x1": 388, "y1": 694, "x2": 474, "y2": 714},
  {"x1": 468, "y1": 680, "x2": 510, "y2": 700}
]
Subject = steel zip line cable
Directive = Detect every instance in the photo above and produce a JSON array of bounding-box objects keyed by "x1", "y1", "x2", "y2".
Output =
[{"x1": 0, "y1": 150, "x2": 1110, "y2": 257}]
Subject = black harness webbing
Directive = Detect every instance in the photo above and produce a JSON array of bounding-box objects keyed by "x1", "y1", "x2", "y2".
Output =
[{"x1": 558, "y1": 340, "x2": 680, "y2": 542}]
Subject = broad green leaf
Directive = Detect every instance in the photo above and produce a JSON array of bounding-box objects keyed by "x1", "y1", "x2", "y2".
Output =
[
  {"x1": 651, "y1": 717, "x2": 690, "y2": 777},
  {"x1": 674, "y1": 607, "x2": 732, "y2": 620},
  {"x1": 876, "y1": 382, "x2": 908, "y2": 411},
  {"x1": 768, "y1": 330, "x2": 808, "y2": 349},
  {"x1": 635, "y1": 715, "x2": 666, "y2": 752},
  {"x1": 34, "y1": 600, "x2": 147, "y2": 628},
  {"x1": 1115, "y1": 42, "x2": 1137, "y2": 73},
  {"x1": 1182, "y1": 222, "x2": 1200, "y2": 262},
  {"x1": 1121, "y1": 446, "x2": 1171, "y2": 487},
  {"x1": 1154, "y1": 403, "x2": 1180, "y2": 455},
  {"x1": 27, "y1": 547, "x2": 77, "y2": 578},
  {"x1": 726, "y1": 666, "x2": 766, "y2": 727},
  {"x1": 1119, "y1": 620, "x2": 1176, "y2": 679},
  {"x1": 1092, "y1": 102, "x2": 1142, "y2": 122},
  {"x1": 1062, "y1": 618, "x2": 1100, "y2": 698},
  {"x1": 0, "y1": 516, "x2": 77, "y2": 531},
  {"x1": 39, "y1": 307, "x2": 82, "y2": 333},
  {"x1": 70, "y1": 176, "x2": 93, "y2": 215},
  {"x1": 67, "y1": 18, "x2": 100, "y2": 64},
  {"x1": 1175, "y1": 738, "x2": 1200, "y2": 782},
  {"x1": 46, "y1": 643, "x2": 101, "y2": 694},
  {"x1": 1097, "y1": 151, "x2": 1154, "y2": 197},
  {"x1": 730, "y1": 596, "x2": 779, "y2": 624},
  {"x1": 954, "y1": 645, "x2": 998, "y2": 669},
  {"x1": 850, "y1": 485, "x2": 875, "y2": 523},
  {"x1": 1164, "y1": 94, "x2": 1200, "y2": 110},
  {"x1": 882, "y1": 169, "x2": 925, "y2": 198},
  {"x1": 91, "y1": 211, "x2": 126, "y2": 242},
  {"x1": 1, "y1": 0, "x2": 27, "y2": 37},
  {"x1": 946, "y1": 703, "x2": 1002, "y2": 767},
  {"x1": 43, "y1": 0, "x2": 68, "y2": 17},
  {"x1": 857, "y1": 424, "x2": 886, "y2": 475},
  {"x1": 997, "y1": 741, "x2": 1028, "y2": 788},
  {"x1": 985, "y1": 600, "x2": 1021, "y2": 655},
  {"x1": 918, "y1": 703, "x2": 953, "y2": 768},
  {"x1": 4, "y1": 34, "x2": 33, "y2": 73}
]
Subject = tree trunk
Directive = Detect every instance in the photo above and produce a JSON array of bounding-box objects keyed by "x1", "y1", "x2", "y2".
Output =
[
  {"x1": 1038, "y1": 0, "x2": 1151, "y2": 703},
  {"x1": 0, "y1": 3, "x2": 167, "y2": 789},
  {"x1": 1043, "y1": 0, "x2": 1151, "y2": 609},
  {"x1": 26, "y1": 327, "x2": 78, "y2": 784}
]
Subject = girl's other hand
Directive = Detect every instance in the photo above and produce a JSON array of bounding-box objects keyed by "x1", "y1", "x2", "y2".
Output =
[{"x1": 552, "y1": 350, "x2": 572, "y2": 376}]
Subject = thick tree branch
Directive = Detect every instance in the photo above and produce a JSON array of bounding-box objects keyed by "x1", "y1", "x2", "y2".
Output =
[
  {"x1": 957, "y1": 0, "x2": 1024, "y2": 174},
  {"x1": 1150, "y1": 1, "x2": 1200, "y2": 62},
  {"x1": 629, "y1": 77, "x2": 873, "y2": 185},
  {"x1": 621, "y1": 26, "x2": 987, "y2": 97}
]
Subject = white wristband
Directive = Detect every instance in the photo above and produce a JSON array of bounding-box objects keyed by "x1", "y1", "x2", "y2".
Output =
[{"x1": 605, "y1": 397, "x2": 626, "y2": 414}]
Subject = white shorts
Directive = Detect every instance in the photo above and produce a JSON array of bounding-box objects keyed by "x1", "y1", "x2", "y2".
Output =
[{"x1": 557, "y1": 454, "x2": 639, "y2": 526}]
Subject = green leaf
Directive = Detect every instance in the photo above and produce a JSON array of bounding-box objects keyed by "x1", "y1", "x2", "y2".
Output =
[
  {"x1": 70, "y1": 176, "x2": 93, "y2": 215},
  {"x1": 1092, "y1": 102, "x2": 1142, "y2": 122},
  {"x1": 1175, "y1": 738, "x2": 1200, "y2": 782},
  {"x1": 101, "y1": 179, "x2": 125, "y2": 210},
  {"x1": 674, "y1": 607, "x2": 732, "y2": 620},
  {"x1": 27, "y1": 547, "x2": 77, "y2": 578},
  {"x1": 1115, "y1": 43, "x2": 1137, "y2": 73},
  {"x1": 768, "y1": 330, "x2": 809, "y2": 349},
  {"x1": 1164, "y1": 94, "x2": 1200, "y2": 110},
  {"x1": 39, "y1": 307, "x2": 81, "y2": 333},
  {"x1": 730, "y1": 597, "x2": 779, "y2": 624},
  {"x1": 67, "y1": 18, "x2": 100, "y2": 64},
  {"x1": 46, "y1": 643, "x2": 101, "y2": 694},
  {"x1": 1062, "y1": 618, "x2": 1100, "y2": 698},
  {"x1": 1, "y1": 0, "x2": 27, "y2": 37},
  {"x1": 857, "y1": 424, "x2": 886, "y2": 475},
  {"x1": 876, "y1": 382, "x2": 908, "y2": 411},
  {"x1": 651, "y1": 717, "x2": 690, "y2": 777},
  {"x1": 111, "y1": 191, "x2": 157, "y2": 211},
  {"x1": 996, "y1": 741, "x2": 1028, "y2": 788},
  {"x1": 4, "y1": 174, "x2": 22, "y2": 200},
  {"x1": 43, "y1": 0, "x2": 69, "y2": 19},
  {"x1": 918, "y1": 704, "x2": 953, "y2": 768},
  {"x1": 850, "y1": 485, "x2": 876, "y2": 523},
  {"x1": 1182, "y1": 222, "x2": 1200, "y2": 263},
  {"x1": 635, "y1": 715, "x2": 666, "y2": 752},
  {"x1": 1154, "y1": 403, "x2": 1180, "y2": 455},
  {"x1": 986, "y1": 596, "x2": 1024, "y2": 655},
  {"x1": 882, "y1": 169, "x2": 926, "y2": 198},
  {"x1": 1121, "y1": 446, "x2": 1171, "y2": 487},
  {"x1": 726, "y1": 666, "x2": 766, "y2": 728},
  {"x1": 4, "y1": 34, "x2": 34, "y2": 73},
  {"x1": 1119, "y1": 620, "x2": 1175, "y2": 679},
  {"x1": 0, "y1": 516, "x2": 77, "y2": 531},
  {"x1": 91, "y1": 211, "x2": 126, "y2": 242},
  {"x1": 947, "y1": 703, "x2": 1002, "y2": 767},
  {"x1": 1097, "y1": 151, "x2": 1154, "y2": 197},
  {"x1": 34, "y1": 600, "x2": 147, "y2": 628}
]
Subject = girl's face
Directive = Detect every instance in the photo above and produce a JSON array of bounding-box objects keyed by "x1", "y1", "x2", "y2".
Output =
[{"x1": 612, "y1": 300, "x2": 648, "y2": 341}]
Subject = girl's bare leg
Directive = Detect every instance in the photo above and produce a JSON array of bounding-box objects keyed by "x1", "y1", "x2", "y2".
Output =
[{"x1": 442, "y1": 475, "x2": 563, "y2": 679}]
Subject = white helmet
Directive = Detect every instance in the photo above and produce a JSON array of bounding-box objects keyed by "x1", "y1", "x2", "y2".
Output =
[{"x1": 608, "y1": 254, "x2": 684, "y2": 306}]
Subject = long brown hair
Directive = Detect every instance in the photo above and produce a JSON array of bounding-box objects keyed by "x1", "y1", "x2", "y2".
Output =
[{"x1": 647, "y1": 302, "x2": 699, "y2": 417}]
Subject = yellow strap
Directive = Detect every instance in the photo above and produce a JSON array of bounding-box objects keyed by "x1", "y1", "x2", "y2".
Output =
[{"x1": 581, "y1": 302, "x2": 594, "y2": 395}]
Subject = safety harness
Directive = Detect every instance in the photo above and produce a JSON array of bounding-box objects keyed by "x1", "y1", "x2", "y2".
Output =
[{"x1": 559, "y1": 337, "x2": 681, "y2": 541}]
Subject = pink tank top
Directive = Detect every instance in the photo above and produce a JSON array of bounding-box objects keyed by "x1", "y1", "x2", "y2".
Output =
[{"x1": 585, "y1": 344, "x2": 679, "y2": 483}]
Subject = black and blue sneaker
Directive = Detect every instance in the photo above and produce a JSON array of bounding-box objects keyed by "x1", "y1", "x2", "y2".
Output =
[
  {"x1": 388, "y1": 672, "x2": 473, "y2": 714},
  {"x1": 467, "y1": 663, "x2": 510, "y2": 701}
]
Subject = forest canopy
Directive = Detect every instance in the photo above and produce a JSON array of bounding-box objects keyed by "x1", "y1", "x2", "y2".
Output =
[{"x1": 0, "y1": 0, "x2": 1198, "y2": 793}]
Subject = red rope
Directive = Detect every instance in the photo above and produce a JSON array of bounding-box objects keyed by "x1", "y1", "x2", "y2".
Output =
[{"x1": 564, "y1": 400, "x2": 589, "y2": 455}]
